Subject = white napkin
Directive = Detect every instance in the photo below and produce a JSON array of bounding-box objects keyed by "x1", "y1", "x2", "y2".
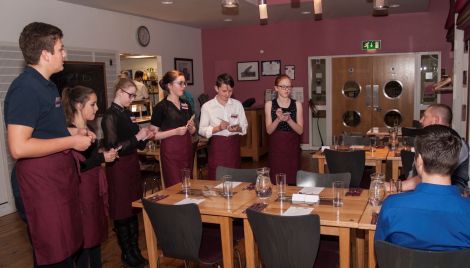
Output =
[
  {"x1": 320, "y1": 146, "x2": 330, "y2": 152},
  {"x1": 299, "y1": 187, "x2": 324, "y2": 195},
  {"x1": 175, "y1": 198, "x2": 205, "y2": 205},
  {"x1": 292, "y1": 194, "x2": 319, "y2": 204},
  {"x1": 282, "y1": 206, "x2": 313, "y2": 216},
  {"x1": 214, "y1": 181, "x2": 242, "y2": 189}
]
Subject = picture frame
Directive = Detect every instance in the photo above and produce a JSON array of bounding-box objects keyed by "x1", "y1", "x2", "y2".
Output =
[
  {"x1": 174, "y1": 58, "x2": 194, "y2": 85},
  {"x1": 261, "y1": 60, "x2": 281, "y2": 76},
  {"x1": 237, "y1": 61, "x2": 259, "y2": 81},
  {"x1": 285, "y1": 65, "x2": 295, "y2": 80}
]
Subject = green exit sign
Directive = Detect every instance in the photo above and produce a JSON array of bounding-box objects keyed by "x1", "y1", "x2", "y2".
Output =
[{"x1": 362, "y1": 40, "x2": 381, "y2": 50}]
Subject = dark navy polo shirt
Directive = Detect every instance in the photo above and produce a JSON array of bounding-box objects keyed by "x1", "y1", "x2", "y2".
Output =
[
  {"x1": 375, "y1": 183, "x2": 470, "y2": 251},
  {"x1": 4, "y1": 66, "x2": 69, "y2": 139}
]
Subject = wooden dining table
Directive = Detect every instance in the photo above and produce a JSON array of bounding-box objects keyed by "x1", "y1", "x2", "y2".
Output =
[
  {"x1": 132, "y1": 179, "x2": 370, "y2": 268},
  {"x1": 358, "y1": 203, "x2": 382, "y2": 268}
]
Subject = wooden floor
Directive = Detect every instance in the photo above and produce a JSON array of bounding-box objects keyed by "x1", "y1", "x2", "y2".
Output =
[{"x1": 0, "y1": 152, "x2": 316, "y2": 268}]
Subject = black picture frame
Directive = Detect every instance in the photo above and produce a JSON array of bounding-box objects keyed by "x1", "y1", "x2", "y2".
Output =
[
  {"x1": 237, "y1": 61, "x2": 259, "y2": 81},
  {"x1": 261, "y1": 60, "x2": 281, "y2": 76},
  {"x1": 174, "y1": 58, "x2": 194, "y2": 85},
  {"x1": 51, "y1": 61, "x2": 107, "y2": 116}
]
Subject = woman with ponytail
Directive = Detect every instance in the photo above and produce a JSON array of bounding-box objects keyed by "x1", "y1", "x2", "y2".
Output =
[
  {"x1": 149, "y1": 70, "x2": 196, "y2": 187},
  {"x1": 101, "y1": 78, "x2": 153, "y2": 267},
  {"x1": 62, "y1": 86, "x2": 118, "y2": 268}
]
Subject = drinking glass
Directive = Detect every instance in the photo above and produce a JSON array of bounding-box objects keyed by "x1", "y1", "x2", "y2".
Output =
[
  {"x1": 181, "y1": 168, "x2": 191, "y2": 193},
  {"x1": 276, "y1": 173, "x2": 286, "y2": 198},
  {"x1": 332, "y1": 181, "x2": 344, "y2": 207},
  {"x1": 370, "y1": 136, "x2": 377, "y2": 154},
  {"x1": 333, "y1": 135, "x2": 342, "y2": 150},
  {"x1": 223, "y1": 180, "x2": 233, "y2": 198},
  {"x1": 395, "y1": 180, "x2": 402, "y2": 193}
]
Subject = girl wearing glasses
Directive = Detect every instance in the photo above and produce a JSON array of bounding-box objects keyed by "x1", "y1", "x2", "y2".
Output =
[
  {"x1": 62, "y1": 86, "x2": 118, "y2": 268},
  {"x1": 198, "y1": 73, "x2": 248, "y2": 180},
  {"x1": 265, "y1": 74, "x2": 303, "y2": 184},
  {"x1": 101, "y1": 78, "x2": 153, "y2": 267},
  {"x1": 149, "y1": 70, "x2": 196, "y2": 187}
]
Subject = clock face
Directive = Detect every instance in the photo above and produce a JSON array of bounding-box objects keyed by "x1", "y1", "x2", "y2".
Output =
[{"x1": 137, "y1": 26, "x2": 150, "y2": 47}]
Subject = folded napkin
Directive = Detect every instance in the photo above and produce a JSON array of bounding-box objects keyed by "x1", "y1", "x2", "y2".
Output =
[
  {"x1": 243, "y1": 183, "x2": 256, "y2": 190},
  {"x1": 146, "y1": 194, "x2": 169, "y2": 203},
  {"x1": 214, "y1": 181, "x2": 242, "y2": 189},
  {"x1": 299, "y1": 187, "x2": 324, "y2": 195},
  {"x1": 175, "y1": 198, "x2": 205, "y2": 205},
  {"x1": 243, "y1": 203, "x2": 268, "y2": 213},
  {"x1": 292, "y1": 194, "x2": 319, "y2": 204},
  {"x1": 282, "y1": 207, "x2": 313, "y2": 216},
  {"x1": 345, "y1": 188, "x2": 363, "y2": 196}
]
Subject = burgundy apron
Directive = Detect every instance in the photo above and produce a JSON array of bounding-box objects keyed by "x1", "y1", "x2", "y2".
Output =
[
  {"x1": 208, "y1": 135, "x2": 241, "y2": 180},
  {"x1": 16, "y1": 151, "x2": 82, "y2": 265},
  {"x1": 106, "y1": 152, "x2": 142, "y2": 220},
  {"x1": 160, "y1": 132, "x2": 193, "y2": 187},
  {"x1": 268, "y1": 131, "x2": 300, "y2": 184},
  {"x1": 79, "y1": 166, "x2": 108, "y2": 248}
]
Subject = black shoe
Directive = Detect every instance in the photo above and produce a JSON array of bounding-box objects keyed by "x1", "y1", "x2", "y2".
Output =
[
  {"x1": 114, "y1": 219, "x2": 144, "y2": 267},
  {"x1": 128, "y1": 216, "x2": 149, "y2": 265}
]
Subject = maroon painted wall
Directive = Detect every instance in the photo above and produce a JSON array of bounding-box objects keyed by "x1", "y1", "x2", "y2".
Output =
[{"x1": 201, "y1": 0, "x2": 451, "y2": 143}]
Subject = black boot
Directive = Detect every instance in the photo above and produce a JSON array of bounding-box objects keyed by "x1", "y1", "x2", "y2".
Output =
[
  {"x1": 114, "y1": 218, "x2": 143, "y2": 267},
  {"x1": 128, "y1": 216, "x2": 149, "y2": 265}
]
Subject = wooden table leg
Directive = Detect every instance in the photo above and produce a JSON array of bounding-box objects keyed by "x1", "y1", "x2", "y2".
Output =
[
  {"x1": 318, "y1": 159, "x2": 326, "y2": 174},
  {"x1": 142, "y1": 210, "x2": 158, "y2": 268},
  {"x1": 339, "y1": 227, "x2": 351, "y2": 268},
  {"x1": 374, "y1": 160, "x2": 382, "y2": 174},
  {"x1": 244, "y1": 218, "x2": 256, "y2": 268},
  {"x1": 193, "y1": 152, "x2": 198, "y2": 179},
  {"x1": 391, "y1": 159, "x2": 399, "y2": 181},
  {"x1": 356, "y1": 229, "x2": 365, "y2": 268},
  {"x1": 368, "y1": 230, "x2": 376, "y2": 268},
  {"x1": 220, "y1": 217, "x2": 234, "y2": 268}
]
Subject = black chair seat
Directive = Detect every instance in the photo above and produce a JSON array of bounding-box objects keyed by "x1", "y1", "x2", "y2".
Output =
[
  {"x1": 324, "y1": 149, "x2": 365, "y2": 188},
  {"x1": 296, "y1": 170, "x2": 351, "y2": 188}
]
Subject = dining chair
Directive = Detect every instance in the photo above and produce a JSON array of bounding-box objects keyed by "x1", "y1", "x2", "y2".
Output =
[
  {"x1": 197, "y1": 93, "x2": 210, "y2": 107},
  {"x1": 296, "y1": 170, "x2": 351, "y2": 188},
  {"x1": 399, "y1": 150, "x2": 415, "y2": 179},
  {"x1": 324, "y1": 149, "x2": 365, "y2": 188},
  {"x1": 375, "y1": 240, "x2": 470, "y2": 268},
  {"x1": 215, "y1": 166, "x2": 258, "y2": 182},
  {"x1": 401, "y1": 127, "x2": 423, "y2": 137},
  {"x1": 247, "y1": 209, "x2": 321, "y2": 268},
  {"x1": 142, "y1": 199, "x2": 222, "y2": 267},
  {"x1": 343, "y1": 135, "x2": 369, "y2": 146}
]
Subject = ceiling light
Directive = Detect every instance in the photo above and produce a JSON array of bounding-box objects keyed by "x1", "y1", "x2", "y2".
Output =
[
  {"x1": 161, "y1": 1, "x2": 173, "y2": 4},
  {"x1": 301, "y1": 11, "x2": 311, "y2": 15},
  {"x1": 313, "y1": 0, "x2": 322, "y2": 15},
  {"x1": 124, "y1": 55, "x2": 156, "y2": 59},
  {"x1": 259, "y1": 0, "x2": 268, "y2": 20},
  {"x1": 224, "y1": 18, "x2": 233, "y2": 22},
  {"x1": 221, "y1": 0, "x2": 239, "y2": 8},
  {"x1": 374, "y1": 0, "x2": 389, "y2": 10}
]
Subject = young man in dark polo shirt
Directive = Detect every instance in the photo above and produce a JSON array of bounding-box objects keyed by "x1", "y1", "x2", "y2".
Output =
[{"x1": 4, "y1": 22, "x2": 92, "y2": 267}]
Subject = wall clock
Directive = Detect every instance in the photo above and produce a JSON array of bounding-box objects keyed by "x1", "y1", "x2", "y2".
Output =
[{"x1": 137, "y1": 26, "x2": 150, "y2": 47}]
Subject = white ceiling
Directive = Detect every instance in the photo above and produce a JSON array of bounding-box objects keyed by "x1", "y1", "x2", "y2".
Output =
[{"x1": 59, "y1": 0, "x2": 430, "y2": 29}]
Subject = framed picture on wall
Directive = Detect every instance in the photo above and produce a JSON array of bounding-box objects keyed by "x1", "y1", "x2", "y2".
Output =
[
  {"x1": 237, "y1": 61, "x2": 259, "y2": 81},
  {"x1": 261, "y1": 60, "x2": 281, "y2": 76},
  {"x1": 174, "y1": 58, "x2": 194, "y2": 85},
  {"x1": 285, "y1": 65, "x2": 295, "y2": 80}
]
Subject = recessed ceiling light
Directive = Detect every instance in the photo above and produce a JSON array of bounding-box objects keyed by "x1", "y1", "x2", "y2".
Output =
[
  {"x1": 389, "y1": 4, "x2": 400, "y2": 8},
  {"x1": 161, "y1": 1, "x2": 173, "y2": 4},
  {"x1": 301, "y1": 11, "x2": 311, "y2": 15},
  {"x1": 224, "y1": 18, "x2": 233, "y2": 22}
]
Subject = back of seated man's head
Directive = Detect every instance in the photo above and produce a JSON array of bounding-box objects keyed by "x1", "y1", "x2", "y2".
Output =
[
  {"x1": 415, "y1": 125, "x2": 461, "y2": 177},
  {"x1": 423, "y1": 104, "x2": 452, "y2": 127},
  {"x1": 134, "y1": 70, "x2": 144, "y2": 81}
]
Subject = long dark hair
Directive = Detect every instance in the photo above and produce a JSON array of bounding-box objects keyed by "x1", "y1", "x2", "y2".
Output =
[
  {"x1": 61, "y1": 85, "x2": 95, "y2": 125},
  {"x1": 159, "y1": 70, "x2": 184, "y2": 91}
]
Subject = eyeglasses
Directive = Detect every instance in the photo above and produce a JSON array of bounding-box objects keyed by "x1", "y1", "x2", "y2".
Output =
[
  {"x1": 276, "y1": 85, "x2": 293, "y2": 90},
  {"x1": 121, "y1": 88, "x2": 137, "y2": 99},
  {"x1": 173, "y1": 81, "x2": 187, "y2": 87}
]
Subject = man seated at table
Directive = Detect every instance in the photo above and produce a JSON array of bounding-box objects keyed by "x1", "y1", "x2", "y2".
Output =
[
  {"x1": 375, "y1": 125, "x2": 470, "y2": 250},
  {"x1": 397, "y1": 104, "x2": 469, "y2": 193}
]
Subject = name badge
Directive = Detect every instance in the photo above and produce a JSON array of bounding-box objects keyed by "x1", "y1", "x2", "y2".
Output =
[
  {"x1": 181, "y1": 103, "x2": 189, "y2": 110},
  {"x1": 55, "y1": 97, "x2": 61, "y2": 107}
]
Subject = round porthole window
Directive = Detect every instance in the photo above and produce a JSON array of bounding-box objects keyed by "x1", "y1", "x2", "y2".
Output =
[
  {"x1": 383, "y1": 80, "x2": 403, "y2": 99},
  {"x1": 342, "y1": 110, "x2": 361, "y2": 127},
  {"x1": 384, "y1": 109, "x2": 403, "y2": 127},
  {"x1": 342, "y1": 81, "x2": 361, "y2": 99}
]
